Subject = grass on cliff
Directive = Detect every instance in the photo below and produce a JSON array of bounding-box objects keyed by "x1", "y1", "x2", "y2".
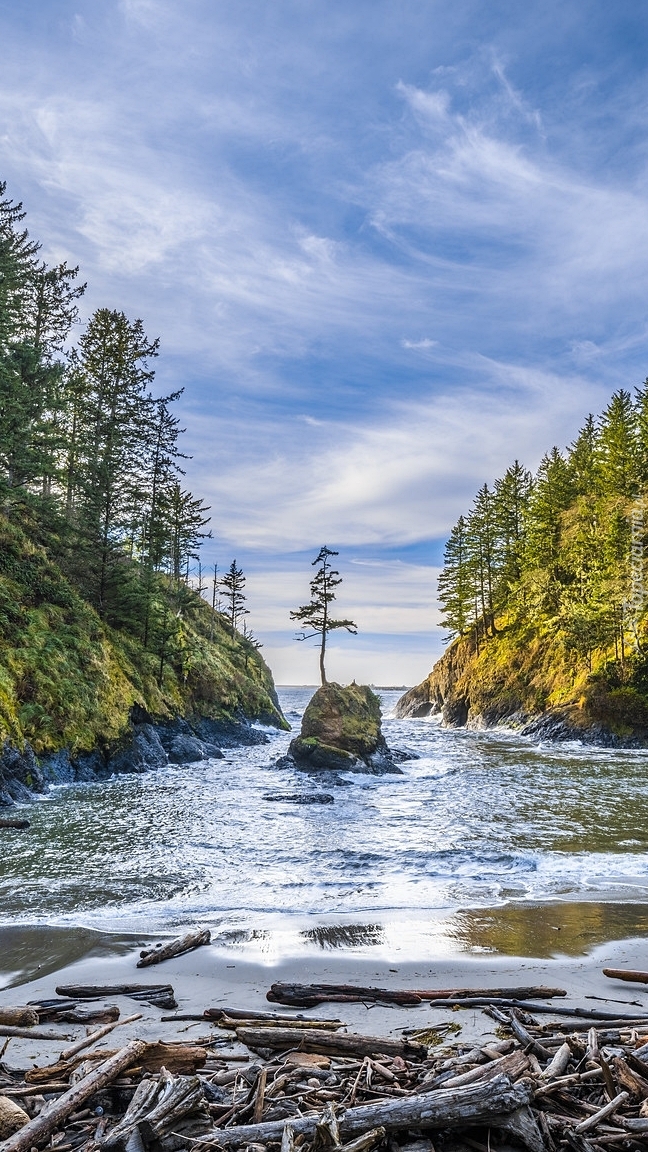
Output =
[
  {"x1": 0, "y1": 513, "x2": 286, "y2": 755},
  {"x1": 427, "y1": 607, "x2": 648, "y2": 736}
]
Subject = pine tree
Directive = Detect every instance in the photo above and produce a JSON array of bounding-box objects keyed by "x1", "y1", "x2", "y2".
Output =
[
  {"x1": 598, "y1": 389, "x2": 639, "y2": 497},
  {"x1": 290, "y1": 546, "x2": 357, "y2": 685},
  {"x1": 221, "y1": 560, "x2": 249, "y2": 636},
  {"x1": 437, "y1": 516, "x2": 473, "y2": 639}
]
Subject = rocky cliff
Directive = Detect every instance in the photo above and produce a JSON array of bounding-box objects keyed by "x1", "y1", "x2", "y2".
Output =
[
  {"x1": 396, "y1": 623, "x2": 648, "y2": 746},
  {"x1": 0, "y1": 513, "x2": 287, "y2": 805}
]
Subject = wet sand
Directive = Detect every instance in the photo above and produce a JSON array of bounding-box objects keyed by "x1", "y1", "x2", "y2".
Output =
[{"x1": 1, "y1": 917, "x2": 647, "y2": 1071}]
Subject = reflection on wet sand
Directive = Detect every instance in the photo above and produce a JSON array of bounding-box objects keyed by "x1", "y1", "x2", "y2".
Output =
[
  {"x1": 300, "y1": 924, "x2": 385, "y2": 949},
  {"x1": 0, "y1": 926, "x2": 145, "y2": 990},
  {"x1": 449, "y1": 901, "x2": 648, "y2": 957}
]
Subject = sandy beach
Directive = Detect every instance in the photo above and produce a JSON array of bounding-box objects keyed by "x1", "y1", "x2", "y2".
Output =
[{"x1": 1, "y1": 919, "x2": 647, "y2": 1072}]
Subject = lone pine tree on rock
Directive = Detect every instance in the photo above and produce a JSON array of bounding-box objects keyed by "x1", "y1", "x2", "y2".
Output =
[{"x1": 290, "y1": 546, "x2": 357, "y2": 686}]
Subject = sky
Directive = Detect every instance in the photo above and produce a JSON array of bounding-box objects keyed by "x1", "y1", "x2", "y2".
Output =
[{"x1": 2, "y1": 0, "x2": 648, "y2": 684}]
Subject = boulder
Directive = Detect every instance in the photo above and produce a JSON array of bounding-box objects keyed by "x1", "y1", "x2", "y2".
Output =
[
  {"x1": 166, "y1": 734, "x2": 223, "y2": 763},
  {"x1": 108, "y1": 723, "x2": 168, "y2": 774},
  {"x1": 285, "y1": 683, "x2": 403, "y2": 775},
  {"x1": 0, "y1": 741, "x2": 46, "y2": 805}
]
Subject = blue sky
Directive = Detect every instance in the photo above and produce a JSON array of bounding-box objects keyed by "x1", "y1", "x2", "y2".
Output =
[{"x1": 2, "y1": 0, "x2": 648, "y2": 684}]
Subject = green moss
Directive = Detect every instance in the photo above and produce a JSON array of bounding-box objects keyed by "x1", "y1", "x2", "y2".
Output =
[
  {"x1": 0, "y1": 512, "x2": 286, "y2": 753},
  {"x1": 300, "y1": 682, "x2": 382, "y2": 756}
]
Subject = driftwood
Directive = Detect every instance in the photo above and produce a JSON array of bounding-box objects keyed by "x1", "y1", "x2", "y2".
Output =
[
  {"x1": 60, "y1": 1012, "x2": 142, "y2": 1061},
  {"x1": 24, "y1": 1041, "x2": 208, "y2": 1083},
  {"x1": 0, "y1": 1026, "x2": 75, "y2": 1041},
  {"x1": 0, "y1": 1008, "x2": 38, "y2": 1028},
  {"x1": 204, "y1": 1007, "x2": 345, "y2": 1026},
  {"x1": 207, "y1": 1076, "x2": 539, "y2": 1150},
  {"x1": 137, "y1": 927, "x2": 211, "y2": 968},
  {"x1": 234, "y1": 1027, "x2": 427, "y2": 1060},
  {"x1": 0, "y1": 1039, "x2": 146, "y2": 1152},
  {"x1": 55, "y1": 983, "x2": 177, "y2": 1009},
  {"x1": 0, "y1": 1098, "x2": 30, "y2": 1141},
  {"x1": 101, "y1": 1070, "x2": 211, "y2": 1148},
  {"x1": 0, "y1": 819, "x2": 29, "y2": 830},
  {"x1": 266, "y1": 981, "x2": 566, "y2": 1008},
  {"x1": 267, "y1": 984, "x2": 422, "y2": 1007},
  {"x1": 604, "y1": 967, "x2": 648, "y2": 984}
]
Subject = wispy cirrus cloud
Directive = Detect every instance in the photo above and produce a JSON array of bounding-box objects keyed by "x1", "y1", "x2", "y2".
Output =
[{"x1": 2, "y1": 0, "x2": 648, "y2": 679}]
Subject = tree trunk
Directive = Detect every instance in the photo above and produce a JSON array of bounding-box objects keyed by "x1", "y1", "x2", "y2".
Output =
[{"x1": 209, "y1": 1075, "x2": 539, "y2": 1150}]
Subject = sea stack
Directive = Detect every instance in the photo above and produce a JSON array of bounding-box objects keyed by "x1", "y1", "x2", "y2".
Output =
[{"x1": 285, "y1": 682, "x2": 402, "y2": 774}]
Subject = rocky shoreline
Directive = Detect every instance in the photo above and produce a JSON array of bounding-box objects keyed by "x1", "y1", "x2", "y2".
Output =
[
  {"x1": 0, "y1": 710, "x2": 280, "y2": 809},
  {"x1": 395, "y1": 675, "x2": 648, "y2": 747}
]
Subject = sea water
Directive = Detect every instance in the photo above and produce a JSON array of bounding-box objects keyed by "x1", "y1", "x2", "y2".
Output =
[{"x1": 1, "y1": 687, "x2": 648, "y2": 960}]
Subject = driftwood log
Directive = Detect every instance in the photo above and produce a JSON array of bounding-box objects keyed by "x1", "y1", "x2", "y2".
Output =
[
  {"x1": 0, "y1": 819, "x2": 29, "y2": 830},
  {"x1": 0, "y1": 1008, "x2": 38, "y2": 1028},
  {"x1": 208, "y1": 1075, "x2": 540, "y2": 1151},
  {"x1": 55, "y1": 983, "x2": 177, "y2": 1009},
  {"x1": 24, "y1": 1041, "x2": 207, "y2": 1084},
  {"x1": 100, "y1": 1070, "x2": 211, "y2": 1148},
  {"x1": 604, "y1": 967, "x2": 648, "y2": 985},
  {"x1": 266, "y1": 981, "x2": 566, "y2": 1007},
  {"x1": 0, "y1": 1026, "x2": 75, "y2": 1041},
  {"x1": 0, "y1": 1039, "x2": 147, "y2": 1152},
  {"x1": 137, "y1": 927, "x2": 211, "y2": 968},
  {"x1": 204, "y1": 1007, "x2": 345, "y2": 1026},
  {"x1": 0, "y1": 1099, "x2": 30, "y2": 1141},
  {"x1": 235, "y1": 1027, "x2": 428, "y2": 1060},
  {"x1": 60, "y1": 1011, "x2": 141, "y2": 1061}
]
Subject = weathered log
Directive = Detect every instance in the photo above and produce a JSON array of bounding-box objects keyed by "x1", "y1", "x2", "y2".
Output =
[
  {"x1": 0, "y1": 1085, "x2": 72, "y2": 1099},
  {"x1": 56, "y1": 983, "x2": 174, "y2": 999},
  {"x1": 221, "y1": 1015, "x2": 343, "y2": 1031},
  {"x1": 204, "y1": 1007, "x2": 344, "y2": 1026},
  {"x1": 206, "y1": 1075, "x2": 540, "y2": 1150},
  {"x1": 137, "y1": 927, "x2": 210, "y2": 968},
  {"x1": 574, "y1": 1090, "x2": 629, "y2": 1133},
  {"x1": 55, "y1": 984, "x2": 177, "y2": 1010},
  {"x1": 0, "y1": 1026, "x2": 74, "y2": 1041},
  {"x1": 603, "y1": 968, "x2": 648, "y2": 984},
  {"x1": 267, "y1": 981, "x2": 566, "y2": 1008},
  {"x1": 267, "y1": 983, "x2": 422, "y2": 1007},
  {"x1": 0, "y1": 1039, "x2": 146, "y2": 1152},
  {"x1": 52, "y1": 1007, "x2": 121, "y2": 1025},
  {"x1": 0, "y1": 1099, "x2": 29, "y2": 1141},
  {"x1": 0, "y1": 1008, "x2": 38, "y2": 1028},
  {"x1": 235, "y1": 1026, "x2": 427, "y2": 1060},
  {"x1": 539, "y1": 1041, "x2": 572, "y2": 1080},
  {"x1": 0, "y1": 819, "x2": 29, "y2": 830},
  {"x1": 24, "y1": 1041, "x2": 207, "y2": 1083},
  {"x1": 60, "y1": 1012, "x2": 141, "y2": 1061},
  {"x1": 101, "y1": 1070, "x2": 210, "y2": 1148},
  {"x1": 611, "y1": 1056, "x2": 648, "y2": 1099}
]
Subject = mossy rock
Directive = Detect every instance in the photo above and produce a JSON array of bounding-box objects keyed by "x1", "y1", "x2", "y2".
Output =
[
  {"x1": 287, "y1": 683, "x2": 402, "y2": 774},
  {"x1": 301, "y1": 682, "x2": 382, "y2": 756}
]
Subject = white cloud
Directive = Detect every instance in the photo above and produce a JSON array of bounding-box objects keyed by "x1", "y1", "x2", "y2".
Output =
[{"x1": 401, "y1": 337, "x2": 437, "y2": 350}]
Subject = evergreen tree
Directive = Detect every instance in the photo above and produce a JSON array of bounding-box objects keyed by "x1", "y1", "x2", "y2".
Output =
[
  {"x1": 437, "y1": 516, "x2": 473, "y2": 639},
  {"x1": 568, "y1": 414, "x2": 600, "y2": 495},
  {"x1": 598, "y1": 389, "x2": 639, "y2": 497},
  {"x1": 290, "y1": 546, "x2": 357, "y2": 685},
  {"x1": 221, "y1": 560, "x2": 249, "y2": 636},
  {"x1": 493, "y1": 460, "x2": 533, "y2": 596}
]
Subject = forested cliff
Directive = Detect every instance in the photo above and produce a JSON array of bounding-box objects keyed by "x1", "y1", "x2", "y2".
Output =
[
  {"x1": 0, "y1": 181, "x2": 284, "y2": 766},
  {"x1": 398, "y1": 389, "x2": 648, "y2": 744}
]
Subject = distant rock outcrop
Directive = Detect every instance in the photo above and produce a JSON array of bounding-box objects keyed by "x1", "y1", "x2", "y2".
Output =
[{"x1": 281, "y1": 682, "x2": 403, "y2": 774}]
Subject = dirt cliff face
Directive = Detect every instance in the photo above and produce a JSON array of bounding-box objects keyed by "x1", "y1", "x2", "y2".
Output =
[{"x1": 395, "y1": 627, "x2": 648, "y2": 747}]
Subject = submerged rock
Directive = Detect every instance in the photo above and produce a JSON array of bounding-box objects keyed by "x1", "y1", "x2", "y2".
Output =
[
  {"x1": 263, "y1": 792, "x2": 334, "y2": 804},
  {"x1": 282, "y1": 682, "x2": 403, "y2": 775}
]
